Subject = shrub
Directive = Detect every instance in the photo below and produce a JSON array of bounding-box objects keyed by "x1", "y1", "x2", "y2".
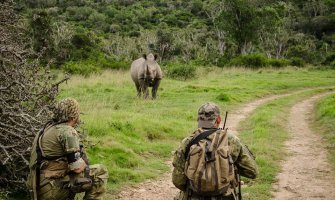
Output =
[
  {"x1": 101, "y1": 60, "x2": 130, "y2": 70},
  {"x1": 216, "y1": 93, "x2": 230, "y2": 102},
  {"x1": 330, "y1": 61, "x2": 335, "y2": 69},
  {"x1": 228, "y1": 54, "x2": 268, "y2": 69},
  {"x1": 290, "y1": 57, "x2": 306, "y2": 67},
  {"x1": 323, "y1": 53, "x2": 335, "y2": 65},
  {"x1": 268, "y1": 58, "x2": 290, "y2": 68},
  {"x1": 166, "y1": 64, "x2": 197, "y2": 80},
  {"x1": 63, "y1": 61, "x2": 101, "y2": 76}
]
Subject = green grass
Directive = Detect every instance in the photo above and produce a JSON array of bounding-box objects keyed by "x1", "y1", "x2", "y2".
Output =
[
  {"x1": 314, "y1": 94, "x2": 335, "y2": 171},
  {"x1": 238, "y1": 88, "x2": 334, "y2": 200},
  {"x1": 58, "y1": 67, "x2": 335, "y2": 196}
]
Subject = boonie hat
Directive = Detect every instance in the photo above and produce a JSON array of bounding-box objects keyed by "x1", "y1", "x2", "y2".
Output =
[
  {"x1": 53, "y1": 98, "x2": 80, "y2": 122},
  {"x1": 198, "y1": 102, "x2": 220, "y2": 128}
]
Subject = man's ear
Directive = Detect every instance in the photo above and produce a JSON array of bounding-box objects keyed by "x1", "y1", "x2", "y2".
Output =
[{"x1": 216, "y1": 116, "x2": 222, "y2": 126}]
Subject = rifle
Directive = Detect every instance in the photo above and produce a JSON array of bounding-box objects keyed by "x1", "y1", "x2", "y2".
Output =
[
  {"x1": 234, "y1": 166, "x2": 242, "y2": 200},
  {"x1": 223, "y1": 111, "x2": 228, "y2": 129},
  {"x1": 80, "y1": 144, "x2": 90, "y2": 178},
  {"x1": 68, "y1": 145, "x2": 92, "y2": 200}
]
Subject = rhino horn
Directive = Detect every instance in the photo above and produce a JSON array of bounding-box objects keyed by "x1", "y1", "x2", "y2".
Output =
[{"x1": 146, "y1": 65, "x2": 150, "y2": 74}]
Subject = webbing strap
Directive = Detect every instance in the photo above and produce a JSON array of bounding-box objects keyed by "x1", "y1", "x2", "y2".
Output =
[
  {"x1": 35, "y1": 122, "x2": 51, "y2": 200},
  {"x1": 185, "y1": 129, "x2": 218, "y2": 159}
]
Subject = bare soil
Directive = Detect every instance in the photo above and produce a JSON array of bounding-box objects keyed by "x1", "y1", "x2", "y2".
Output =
[
  {"x1": 115, "y1": 92, "x2": 300, "y2": 200},
  {"x1": 272, "y1": 92, "x2": 335, "y2": 200}
]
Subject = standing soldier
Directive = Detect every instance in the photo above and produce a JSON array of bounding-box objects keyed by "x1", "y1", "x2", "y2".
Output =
[
  {"x1": 26, "y1": 98, "x2": 108, "y2": 200},
  {"x1": 172, "y1": 102, "x2": 258, "y2": 200}
]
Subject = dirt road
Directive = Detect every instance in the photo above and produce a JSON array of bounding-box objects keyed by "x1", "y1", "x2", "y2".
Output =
[
  {"x1": 272, "y1": 93, "x2": 335, "y2": 199},
  {"x1": 116, "y1": 91, "x2": 305, "y2": 200}
]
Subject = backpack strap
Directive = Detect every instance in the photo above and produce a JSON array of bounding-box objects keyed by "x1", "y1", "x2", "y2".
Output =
[{"x1": 184, "y1": 129, "x2": 218, "y2": 159}]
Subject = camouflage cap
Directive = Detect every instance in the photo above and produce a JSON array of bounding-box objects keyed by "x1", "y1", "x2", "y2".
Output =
[
  {"x1": 53, "y1": 98, "x2": 80, "y2": 122},
  {"x1": 197, "y1": 102, "x2": 220, "y2": 128}
]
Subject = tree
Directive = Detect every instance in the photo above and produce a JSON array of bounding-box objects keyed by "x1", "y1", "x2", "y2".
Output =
[
  {"x1": 0, "y1": 0, "x2": 67, "y2": 195},
  {"x1": 218, "y1": 0, "x2": 260, "y2": 54}
]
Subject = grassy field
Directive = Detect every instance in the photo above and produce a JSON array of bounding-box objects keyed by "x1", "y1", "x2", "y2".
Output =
[
  {"x1": 314, "y1": 94, "x2": 335, "y2": 171},
  {"x1": 58, "y1": 67, "x2": 335, "y2": 195}
]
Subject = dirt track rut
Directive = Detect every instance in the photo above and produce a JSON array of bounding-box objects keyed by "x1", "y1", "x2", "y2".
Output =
[{"x1": 272, "y1": 93, "x2": 335, "y2": 200}]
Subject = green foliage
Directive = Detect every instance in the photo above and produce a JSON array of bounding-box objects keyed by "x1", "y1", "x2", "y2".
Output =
[
  {"x1": 63, "y1": 61, "x2": 101, "y2": 76},
  {"x1": 228, "y1": 54, "x2": 268, "y2": 68},
  {"x1": 268, "y1": 58, "x2": 290, "y2": 68},
  {"x1": 165, "y1": 64, "x2": 197, "y2": 80},
  {"x1": 216, "y1": 93, "x2": 230, "y2": 102},
  {"x1": 290, "y1": 57, "x2": 306, "y2": 67},
  {"x1": 19, "y1": 0, "x2": 335, "y2": 70},
  {"x1": 29, "y1": 9, "x2": 54, "y2": 64},
  {"x1": 324, "y1": 53, "x2": 335, "y2": 65},
  {"x1": 331, "y1": 61, "x2": 335, "y2": 69}
]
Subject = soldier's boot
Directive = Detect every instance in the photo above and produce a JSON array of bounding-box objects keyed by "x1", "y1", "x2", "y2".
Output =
[{"x1": 84, "y1": 164, "x2": 108, "y2": 200}]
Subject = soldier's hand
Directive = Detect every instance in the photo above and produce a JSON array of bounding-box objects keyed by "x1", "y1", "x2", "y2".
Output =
[{"x1": 70, "y1": 158, "x2": 87, "y2": 174}]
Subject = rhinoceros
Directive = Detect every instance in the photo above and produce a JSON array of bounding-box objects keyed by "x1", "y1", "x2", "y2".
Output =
[{"x1": 130, "y1": 53, "x2": 162, "y2": 99}]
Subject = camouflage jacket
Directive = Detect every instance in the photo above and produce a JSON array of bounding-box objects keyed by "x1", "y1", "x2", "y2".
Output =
[
  {"x1": 27, "y1": 123, "x2": 82, "y2": 189},
  {"x1": 172, "y1": 128, "x2": 258, "y2": 199}
]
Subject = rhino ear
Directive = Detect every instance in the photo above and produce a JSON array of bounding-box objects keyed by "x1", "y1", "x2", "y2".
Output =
[
  {"x1": 154, "y1": 54, "x2": 158, "y2": 60},
  {"x1": 142, "y1": 54, "x2": 147, "y2": 60}
]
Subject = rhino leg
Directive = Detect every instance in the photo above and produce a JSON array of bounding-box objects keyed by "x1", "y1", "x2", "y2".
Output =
[
  {"x1": 135, "y1": 82, "x2": 141, "y2": 97},
  {"x1": 139, "y1": 79, "x2": 149, "y2": 99},
  {"x1": 152, "y1": 79, "x2": 161, "y2": 99}
]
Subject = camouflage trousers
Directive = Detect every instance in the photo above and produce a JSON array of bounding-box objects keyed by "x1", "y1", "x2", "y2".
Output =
[
  {"x1": 28, "y1": 164, "x2": 108, "y2": 200},
  {"x1": 174, "y1": 190, "x2": 236, "y2": 200}
]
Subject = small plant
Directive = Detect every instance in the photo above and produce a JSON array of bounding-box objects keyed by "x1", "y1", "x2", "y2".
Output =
[{"x1": 216, "y1": 93, "x2": 230, "y2": 102}]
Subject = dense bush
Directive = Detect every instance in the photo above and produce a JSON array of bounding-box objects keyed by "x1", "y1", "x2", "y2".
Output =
[
  {"x1": 166, "y1": 64, "x2": 197, "y2": 80},
  {"x1": 102, "y1": 60, "x2": 130, "y2": 70},
  {"x1": 18, "y1": 0, "x2": 335, "y2": 73},
  {"x1": 228, "y1": 54, "x2": 268, "y2": 68},
  {"x1": 267, "y1": 58, "x2": 290, "y2": 68},
  {"x1": 330, "y1": 61, "x2": 335, "y2": 69},
  {"x1": 324, "y1": 53, "x2": 335, "y2": 65},
  {"x1": 290, "y1": 57, "x2": 306, "y2": 67},
  {"x1": 63, "y1": 61, "x2": 101, "y2": 76}
]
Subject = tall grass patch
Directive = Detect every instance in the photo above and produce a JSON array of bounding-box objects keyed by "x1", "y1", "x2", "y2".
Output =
[{"x1": 315, "y1": 94, "x2": 335, "y2": 170}]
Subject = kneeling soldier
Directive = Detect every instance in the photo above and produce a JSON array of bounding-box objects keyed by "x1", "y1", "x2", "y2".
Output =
[{"x1": 27, "y1": 98, "x2": 108, "y2": 200}]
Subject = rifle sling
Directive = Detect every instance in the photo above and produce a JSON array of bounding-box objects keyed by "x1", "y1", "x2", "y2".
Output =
[{"x1": 185, "y1": 129, "x2": 218, "y2": 159}]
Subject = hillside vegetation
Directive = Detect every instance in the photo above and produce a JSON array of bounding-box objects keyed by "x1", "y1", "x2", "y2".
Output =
[{"x1": 15, "y1": 0, "x2": 335, "y2": 73}]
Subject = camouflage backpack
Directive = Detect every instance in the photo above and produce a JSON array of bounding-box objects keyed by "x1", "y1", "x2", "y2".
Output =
[{"x1": 184, "y1": 128, "x2": 235, "y2": 196}]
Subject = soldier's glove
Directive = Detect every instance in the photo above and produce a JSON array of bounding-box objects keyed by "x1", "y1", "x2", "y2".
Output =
[{"x1": 70, "y1": 177, "x2": 93, "y2": 193}]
